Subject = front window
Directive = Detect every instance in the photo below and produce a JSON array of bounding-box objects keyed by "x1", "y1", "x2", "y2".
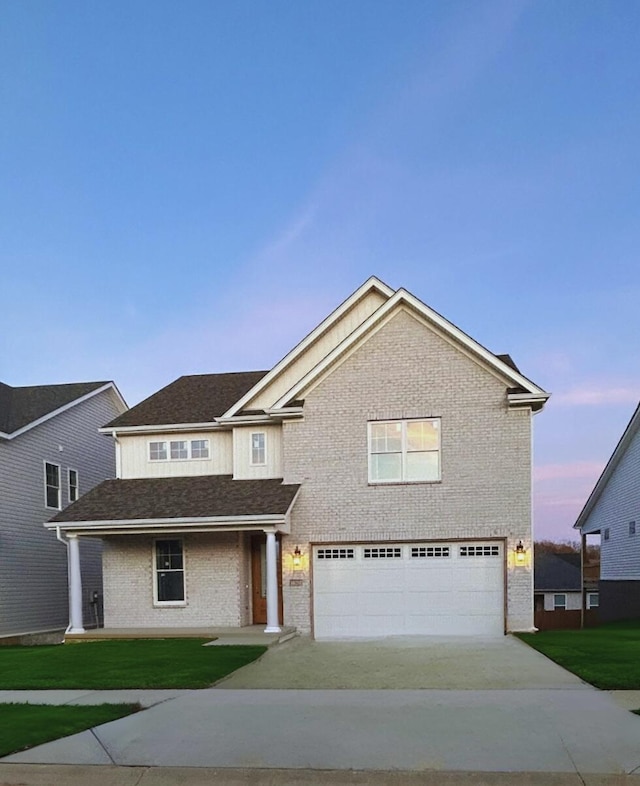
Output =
[
  {"x1": 154, "y1": 539, "x2": 185, "y2": 603},
  {"x1": 368, "y1": 419, "x2": 440, "y2": 483},
  {"x1": 553, "y1": 593, "x2": 567, "y2": 610},
  {"x1": 44, "y1": 462, "x2": 61, "y2": 509},
  {"x1": 251, "y1": 432, "x2": 266, "y2": 465},
  {"x1": 68, "y1": 469, "x2": 79, "y2": 503}
]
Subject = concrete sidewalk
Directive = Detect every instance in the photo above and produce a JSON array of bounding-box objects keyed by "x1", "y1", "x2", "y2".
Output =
[
  {"x1": 0, "y1": 763, "x2": 639, "y2": 785},
  {"x1": 4, "y1": 688, "x2": 640, "y2": 775},
  {"x1": 0, "y1": 688, "x2": 189, "y2": 707}
]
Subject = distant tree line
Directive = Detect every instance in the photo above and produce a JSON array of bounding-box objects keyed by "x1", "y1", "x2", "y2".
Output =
[{"x1": 534, "y1": 539, "x2": 600, "y2": 561}]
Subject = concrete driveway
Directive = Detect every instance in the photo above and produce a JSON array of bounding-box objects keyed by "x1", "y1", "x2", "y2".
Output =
[{"x1": 216, "y1": 634, "x2": 588, "y2": 690}]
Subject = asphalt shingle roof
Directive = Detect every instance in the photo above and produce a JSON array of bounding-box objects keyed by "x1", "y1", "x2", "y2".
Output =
[
  {"x1": 0, "y1": 381, "x2": 109, "y2": 435},
  {"x1": 534, "y1": 551, "x2": 582, "y2": 592},
  {"x1": 48, "y1": 475, "x2": 300, "y2": 523},
  {"x1": 105, "y1": 372, "x2": 268, "y2": 428}
]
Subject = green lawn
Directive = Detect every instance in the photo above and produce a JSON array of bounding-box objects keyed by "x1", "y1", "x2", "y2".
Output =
[
  {"x1": 0, "y1": 640, "x2": 266, "y2": 689},
  {"x1": 517, "y1": 621, "x2": 640, "y2": 689},
  {"x1": 0, "y1": 703, "x2": 139, "y2": 757}
]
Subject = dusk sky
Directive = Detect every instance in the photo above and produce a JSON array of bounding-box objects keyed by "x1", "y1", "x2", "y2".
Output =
[{"x1": 2, "y1": 1, "x2": 639, "y2": 542}]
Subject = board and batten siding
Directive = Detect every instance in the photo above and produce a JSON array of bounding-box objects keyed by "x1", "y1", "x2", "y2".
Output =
[
  {"x1": 246, "y1": 289, "x2": 387, "y2": 411},
  {"x1": 118, "y1": 431, "x2": 232, "y2": 479},
  {"x1": 582, "y1": 424, "x2": 640, "y2": 581},
  {"x1": 0, "y1": 388, "x2": 123, "y2": 637},
  {"x1": 232, "y1": 425, "x2": 283, "y2": 479}
]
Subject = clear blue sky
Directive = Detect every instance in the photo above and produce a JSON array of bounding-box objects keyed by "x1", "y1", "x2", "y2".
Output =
[{"x1": 2, "y1": 0, "x2": 639, "y2": 541}]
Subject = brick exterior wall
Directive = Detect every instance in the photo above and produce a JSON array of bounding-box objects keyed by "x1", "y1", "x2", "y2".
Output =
[
  {"x1": 281, "y1": 309, "x2": 534, "y2": 634},
  {"x1": 102, "y1": 532, "x2": 244, "y2": 627}
]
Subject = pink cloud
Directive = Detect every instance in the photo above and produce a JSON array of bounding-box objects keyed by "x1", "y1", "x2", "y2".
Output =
[{"x1": 534, "y1": 461, "x2": 604, "y2": 483}]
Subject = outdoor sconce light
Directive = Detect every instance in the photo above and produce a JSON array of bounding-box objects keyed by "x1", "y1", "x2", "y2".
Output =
[
  {"x1": 292, "y1": 546, "x2": 302, "y2": 569},
  {"x1": 515, "y1": 540, "x2": 526, "y2": 566}
]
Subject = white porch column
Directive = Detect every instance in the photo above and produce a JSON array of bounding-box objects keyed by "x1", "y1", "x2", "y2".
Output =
[
  {"x1": 264, "y1": 531, "x2": 281, "y2": 633},
  {"x1": 68, "y1": 535, "x2": 85, "y2": 633}
]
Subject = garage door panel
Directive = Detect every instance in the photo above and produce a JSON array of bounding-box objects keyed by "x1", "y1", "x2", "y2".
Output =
[{"x1": 313, "y1": 541, "x2": 504, "y2": 639}]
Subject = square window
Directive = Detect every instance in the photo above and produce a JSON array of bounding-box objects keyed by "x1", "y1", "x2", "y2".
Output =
[
  {"x1": 553, "y1": 594, "x2": 567, "y2": 610},
  {"x1": 587, "y1": 592, "x2": 599, "y2": 609},
  {"x1": 368, "y1": 419, "x2": 440, "y2": 484},
  {"x1": 191, "y1": 439, "x2": 209, "y2": 459},
  {"x1": 170, "y1": 440, "x2": 188, "y2": 460},
  {"x1": 149, "y1": 442, "x2": 167, "y2": 461}
]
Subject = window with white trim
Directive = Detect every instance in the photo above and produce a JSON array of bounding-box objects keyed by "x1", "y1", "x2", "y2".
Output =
[
  {"x1": 44, "y1": 462, "x2": 61, "y2": 509},
  {"x1": 250, "y1": 432, "x2": 266, "y2": 465},
  {"x1": 68, "y1": 469, "x2": 79, "y2": 503},
  {"x1": 154, "y1": 539, "x2": 185, "y2": 603},
  {"x1": 553, "y1": 593, "x2": 567, "y2": 610},
  {"x1": 587, "y1": 592, "x2": 599, "y2": 609},
  {"x1": 368, "y1": 419, "x2": 440, "y2": 483},
  {"x1": 149, "y1": 439, "x2": 210, "y2": 461}
]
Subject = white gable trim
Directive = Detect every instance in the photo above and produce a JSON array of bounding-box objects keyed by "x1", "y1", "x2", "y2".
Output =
[
  {"x1": 221, "y1": 276, "x2": 394, "y2": 418},
  {"x1": 0, "y1": 383, "x2": 127, "y2": 441},
  {"x1": 270, "y1": 289, "x2": 549, "y2": 409},
  {"x1": 574, "y1": 401, "x2": 640, "y2": 532}
]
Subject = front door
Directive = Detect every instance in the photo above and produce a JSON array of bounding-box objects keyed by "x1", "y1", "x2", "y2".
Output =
[{"x1": 251, "y1": 535, "x2": 283, "y2": 625}]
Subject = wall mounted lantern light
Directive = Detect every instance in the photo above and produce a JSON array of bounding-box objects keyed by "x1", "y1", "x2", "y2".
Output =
[
  {"x1": 292, "y1": 546, "x2": 302, "y2": 569},
  {"x1": 514, "y1": 540, "x2": 526, "y2": 566}
]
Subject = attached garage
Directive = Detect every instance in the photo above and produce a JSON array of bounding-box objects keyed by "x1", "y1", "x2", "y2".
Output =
[{"x1": 312, "y1": 541, "x2": 504, "y2": 639}]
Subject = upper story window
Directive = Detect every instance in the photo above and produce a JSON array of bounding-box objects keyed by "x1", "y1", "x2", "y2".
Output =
[
  {"x1": 368, "y1": 418, "x2": 440, "y2": 483},
  {"x1": 553, "y1": 593, "x2": 567, "y2": 610},
  {"x1": 149, "y1": 439, "x2": 210, "y2": 461},
  {"x1": 68, "y1": 469, "x2": 79, "y2": 503},
  {"x1": 630, "y1": 521, "x2": 636, "y2": 536},
  {"x1": 604, "y1": 528, "x2": 610, "y2": 541},
  {"x1": 250, "y1": 432, "x2": 266, "y2": 465},
  {"x1": 44, "y1": 462, "x2": 61, "y2": 509}
]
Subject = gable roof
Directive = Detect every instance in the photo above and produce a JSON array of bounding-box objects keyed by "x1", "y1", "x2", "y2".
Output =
[
  {"x1": 0, "y1": 381, "x2": 124, "y2": 439},
  {"x1": 104, "y1": 371, "x2": 268, "y2": 429},
  {"x1": 534, "y1": 551, "x2": 581, "y2": 592},
  {"x1": 574, "y1": 400, "x2": 640, "y2": 532},
  {"x1": 46, "y1": 475, "x2": 300, "y2": 527},
  {"x1": 269, "y1": 288, "x2": 549, "y2": 410}
]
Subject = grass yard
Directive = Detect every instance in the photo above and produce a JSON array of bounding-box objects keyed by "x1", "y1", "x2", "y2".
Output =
[
  {"x1": 0, "y1": 703, "x2": 139, "y2": 757},
  {"x1": 0, "y1": 640, "x2": 266, "y2": 689},
  {"x1": 517, "y1": 621, "x2": 640, "y2": 689}
]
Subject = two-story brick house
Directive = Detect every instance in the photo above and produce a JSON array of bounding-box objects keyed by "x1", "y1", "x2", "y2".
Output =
[
  {"x1": 0, "y1": 380, "x2": 126, "y2": 641},
  {"x1": 48, "y1": 278, "x2": 548, "y2": 638}
]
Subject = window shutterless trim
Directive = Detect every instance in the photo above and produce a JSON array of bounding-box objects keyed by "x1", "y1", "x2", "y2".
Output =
[
  {"x1": 250, "y1": 431, "x2": 267, "y2": 466},
  {"x1": 152, "y1": 538, "x2": 186, "y2": 606},
  {"x1": 44, "y1": 460, "x2": 62, "y2": 510},
  {"x1": 68, "y1": 468, "x2": 79, "y2": 503},
  {"x1": 367, "y1": 418, "x2": 441, "y2": 484},
  {"x1": 148, "y1": 439, "x2": 210, "y2": 462}
]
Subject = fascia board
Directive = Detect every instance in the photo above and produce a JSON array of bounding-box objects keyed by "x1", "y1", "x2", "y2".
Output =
[
  {"x1": 99, "y1": 422, "x2": 223, "y2": 435},
  {"x1": 574, "y1": 401, "x2": 640, "y2": 530},
  {"x1": 272, "y1": 289, "x2": 548, "y2": 409},
  {"x1": 2, "y1": 383, "x2": 124, "y2": 441},
  {"x1": 221, "y1": 276, "x2": 395, "y2": 418},
  {"x1": 45, "y1": 514, "x2": 287, "y2": 531}
]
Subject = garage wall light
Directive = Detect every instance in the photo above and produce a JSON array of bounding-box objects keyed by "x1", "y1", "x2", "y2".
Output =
[
  {"x1": 514, "y1": 540, "x2": 526, "y2": 566},
  {"x1": 292, "y1": 546, "x2": 302, "y2": 569}
]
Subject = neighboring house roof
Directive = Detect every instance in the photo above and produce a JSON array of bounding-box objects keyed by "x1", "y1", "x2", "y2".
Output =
[
  {"x1": 534, "y1": 551, "x2": 582, "y2": 592},
  {"x1": 104, "y1": 371, "x2": 268, "y2": 429},
  {"x1": 0, "y1": 381, "x2": 126, "y2": 440},
  {"x1": 574, "y1": 401, "x2": 640, "y2": 533},
  {"x1": 47, "y1": 475, "x2": 300, "y2": 525}
]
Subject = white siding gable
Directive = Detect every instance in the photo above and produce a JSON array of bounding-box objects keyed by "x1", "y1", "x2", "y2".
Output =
[
  {"x1": 119, "y1": 431, "x2": 233, "y2": 479},
  {"x1": 232, "y1": 425, "x2": 283, "y2": 479}
]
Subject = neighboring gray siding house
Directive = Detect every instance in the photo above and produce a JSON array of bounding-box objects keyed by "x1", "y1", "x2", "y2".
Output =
[
  {"x1": 48, "y1": 278, "x2": 549, "y2": 639},
  {"x1": 0, "y1": 381, "x2": 127, "y2": 640},
  {"x1": 575, "y1": 401, "x2": 640, "y2": 622}
]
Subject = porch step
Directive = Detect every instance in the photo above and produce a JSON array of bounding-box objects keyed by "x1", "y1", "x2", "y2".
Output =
[{"x1": 64, "y1": 625, "x2": 297, "y2": 646}]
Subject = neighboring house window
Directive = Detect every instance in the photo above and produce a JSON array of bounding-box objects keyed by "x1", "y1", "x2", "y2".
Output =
[
  {"x1": 170, "y1": 440, "x2": 188, "y2": 460},
  {"x1": 149, "y1": 440, "x2": 210, "y2": 460},
  {"x1": 191, "y1": 439, "x2": 209, "y2": 459},
  {"x1": 68, "y1": 469, "x2": 79, "y2": 503},
  {"x1": 553, "y1": 594, "x2": 567, "y2": 610},
  {"x1": 630, "y1": 521, "x2": 636, "y2": 536},
  {"x1": 44, "y1": 462, "x2": 61, "y2": 509},
  {"x1": 587, "y1": 592, "x2": 599, "y2": 609},
  {"x1": 154, "y1": 539, "x2": 185, "y2": 604},
  {"x1": 368, "y1": 418, "x2": 440, "y2": 483},
  {"x1": 250, "y1": 432, "x2": 266, "y2": 465},
  {"x1": 149, "y1": 441, "x2": 168, "y2": 461},
  {"x1": 604, "y1": 528, "x2": 610, "y2": 541}
]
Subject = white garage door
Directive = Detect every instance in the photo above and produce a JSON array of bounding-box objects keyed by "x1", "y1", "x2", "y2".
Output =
[{"x1": 313, "y1": 542, "x2": 504, "y2": 639}]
